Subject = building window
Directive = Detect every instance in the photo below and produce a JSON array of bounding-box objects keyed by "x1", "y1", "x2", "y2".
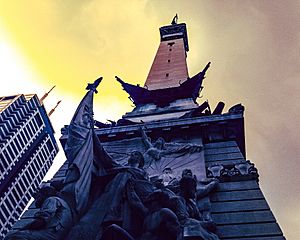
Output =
[
  {"x1": 19, "y1": 178, "x2": 25, "y2": 190},
  {"x1": 27, "y1": 165, "x2": 34, "y2": 178},
  {"x1": 46, "y1": 139, "x2": 54, "y2": 152},
  {"x1": 0, "y1": 158, "x2": 5, "y2": 173},
  {"x1": 8, "y1": 194, "x2": 15, "y2": 206},
  {"x1": 14, "y1": 137, "x2": 22, "y2": 151},
  {"x1": 5, "y1": 199, "x2": 13, "y2": 212},
  {"x1": 25, "y1": 192, "x2": 31, "y2": 201},
  {"x1": 2, "y1": 96, "x2": 16, "y2": 101},
  {"x1": 0, "y1": 211, "x2": 6, "y2": 225},
  {"x1": 28, "y1": 120, "x2": 36, "y2": 133},
  {"x1": 168, "y1": 59, "x2": 170, "y2": 62},
  {"x1": 2, "y1": 150, "x2": 10, "y2": 168},
  {"x1": 34, "y1": 113, "x2": 43, "y2": 126},
  {"x1": 166, "y1": 73, "x2": 169, "y2": 77},
  {"x1": 2, "y1": 203, "x2": 9, "y2": 216},
  {"x1": 14, "y1": 182, "x2": 22, "y2": 198},
  {"x1": 10, "y1": 142, "x2": 18, "y2": 157},
  {"x1": 19, "y1": 130, "x2": 27, "y2": 145},
  {"x1": 11, "y1": 188, "x2": 18, "y2": 201}
]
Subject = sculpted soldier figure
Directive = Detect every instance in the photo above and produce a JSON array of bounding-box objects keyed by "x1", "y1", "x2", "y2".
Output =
[
  {"x1": 65, "y1": 149, "x2": 154, "y2": 240},
  {"x1": 138, "y1": 190, "x2": 181, "y2": 240},
  {"x1": 4, "y1": 186, "x2": 74, "y2": 240},
  {"x1": 169, "y1": 169, "x2": 220, "y2": 240},
  {"x1": 101, "y1": 188, "x2": 181, "y2": 240}
]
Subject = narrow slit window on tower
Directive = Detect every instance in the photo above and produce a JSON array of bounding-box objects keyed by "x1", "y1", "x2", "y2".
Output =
[
  {"x1": 166, "y1": 73, "x2": 169, "y2": 77},
  {"x1": 168, "y1": 59, "x2": 170, "y2": 62}
]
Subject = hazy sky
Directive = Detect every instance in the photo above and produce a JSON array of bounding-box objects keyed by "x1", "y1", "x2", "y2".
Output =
[{"x1": 0, "y1": 1, "x2": 299, "y2": 238}]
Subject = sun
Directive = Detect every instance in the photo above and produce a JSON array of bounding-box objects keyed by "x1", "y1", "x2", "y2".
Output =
[{"x1": 0, "y1": 26, "x2": 44, "y2": 97}]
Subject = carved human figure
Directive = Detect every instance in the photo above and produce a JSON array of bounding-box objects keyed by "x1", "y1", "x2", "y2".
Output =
[
  {"x1": 141, "y1": 191, "x2": 181, "y2": 240},
  {"x1": 5, "y1": 186, "x2": 74, "y2": 240},
  {"x1": 139, "y1": 127, "x2": 203, "y2": 173},
  {"x1": 140, "y1": 127, "x2": 167, "y2": 168},
  {"x1": 161, "y1": 167, "x2": 176, "y2": 186},
  {"x1": 65, "y1": 150, "x2": 154, "y2": 240},
  {"x1": 182, "y1": 168, "x2": 219, "y2": 224},
  {"x1": 100, "y1": 190, "x2": 181, "y2": 240},
  {"x1": 169, "y1": 170, "x2": 219, "y2": 240},
  {"x1": 126, "y1": 186, "x2": 181, "y2": 240},
  {"x1": 196, "y1": 178, "x2": 219, "y2": 223}
]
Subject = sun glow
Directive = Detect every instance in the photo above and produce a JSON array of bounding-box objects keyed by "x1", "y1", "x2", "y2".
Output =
[
  {"x1": 0, "y1": 27, "x2": 43, "y2": 96},
  {"x1": 0, "y1": 2, "x2": 299, "y2": 238}
]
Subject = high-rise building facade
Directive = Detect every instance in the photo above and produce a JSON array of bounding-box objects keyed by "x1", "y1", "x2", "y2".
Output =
[{"x1": 0, "y1": 94, "x2": 59, "y2": 238}]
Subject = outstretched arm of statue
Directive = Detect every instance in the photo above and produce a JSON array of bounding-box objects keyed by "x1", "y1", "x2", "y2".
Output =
[
  {"x1": 126, "y1": 181, "x2": 148, "y2": 217},
  {"x1": 196, "y1": 178, "x2": 219, "y2": 199},
  {"x1": 139, "y1": 126, "x2": 152, "y2": 149},
  {"x1": 160, "y1": 142, "x2": 203, "y2": 156},
  {"x1": 176, "y1": 143, "x2": 203, "y2": 153},
  {"x1": 23, "y1": 197, "x2": 58, "y2": 230},
  {"x1": 22, "y1": 218, "x2": 46, "y2": 230}
]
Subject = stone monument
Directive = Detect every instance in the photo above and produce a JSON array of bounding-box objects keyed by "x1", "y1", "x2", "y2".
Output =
[{"x1": 6, "y1": 17, "x2": 285, "y2": 240}]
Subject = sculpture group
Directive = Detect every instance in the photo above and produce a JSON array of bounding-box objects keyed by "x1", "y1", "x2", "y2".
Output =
[{"x1": 5, "y1": 79, "x2": 220, "y2": 240}]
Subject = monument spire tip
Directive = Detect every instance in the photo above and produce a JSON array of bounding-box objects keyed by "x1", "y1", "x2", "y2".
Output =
[
  {"x1": 171, "y1": 14, "x2": 178, "y2": 25},
  {"x1": 86, "y1": 77, "x2": 103, "y2": 94}
]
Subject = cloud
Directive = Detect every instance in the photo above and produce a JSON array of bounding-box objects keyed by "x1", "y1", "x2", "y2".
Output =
[{"x1": 0, "y1": 1, "x2": 299, "y2": 238}]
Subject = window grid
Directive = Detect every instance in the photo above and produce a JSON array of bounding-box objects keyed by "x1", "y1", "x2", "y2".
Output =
[
  {"x1": 1, "y1": 136, "x2": 55, "y2": 201},
  {"x1": 0, "y1": 111, "x2": 47, "y2": 180},
  {"x1": 0, "y1": 109, "x2": 40, "y2": 150},
  {"x1": 0, "y1": 98, "x2": 57, "y2": 237}
]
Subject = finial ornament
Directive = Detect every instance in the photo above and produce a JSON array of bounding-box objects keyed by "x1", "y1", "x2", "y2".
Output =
[
  {"x1": 48, "y1": 100, "x2": 62, "y2": 116},
  {"x1": 171, "y1": 14, "x2": 178, "y2": 25},
  {"x1": 115, "y1": 76, "x2": 123, "y2": 83},
  {"x1": 40, "y1": 85, "x2": 56, "y2": 103},
  {"x1": 86, "y1": 77, "x2": 103, "y2": 94}
]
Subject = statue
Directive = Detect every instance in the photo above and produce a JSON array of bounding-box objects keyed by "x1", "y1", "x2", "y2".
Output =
[
  {"x1": 169, "y1": 170, "x2": 220, "y2": 240},
  {"x1": 137, "y1": 190, "x2": 181, "y2": 240},
  {"x1": 61, "y1": 77, "x2": 118, "y2": 217},
  {"x1": 7, "y1": 79, "x2": 222, "y2": 240},
  {"x1": 4, "y1": 186, "x2": 74, "y2": 240},
  {"x1": 139, "y1": 126, "x2": 168, "y2": 168},
  {"x1": 171, "y1": 14, "x2": 178, "y2": 25},
  {"x1": 139, "y1": 127, "x2": 204, "y2": 179},
  {"x1": 65, "y1": 148, "x2": 154, "y2": 240},
  {"x1": 161, "y1": 167, "x2": 176, "y2": 186},
  {"x1": 196, "y1": 178, "x2": 219, "y2": 223},
  {"x1": 100, "y1": 188, "x2": 181, "y2": 240},
  {"x1": 86, "y1": 77, "x2": 102, "y2": 93}
]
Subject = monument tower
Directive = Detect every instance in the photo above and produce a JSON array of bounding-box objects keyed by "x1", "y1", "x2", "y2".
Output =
[
  {"x1": 144, "y1": 19, "x2": 189, "y2": 90},
  {"x1": 7, "y1": 18, "x2": 285, "y2": 240}
]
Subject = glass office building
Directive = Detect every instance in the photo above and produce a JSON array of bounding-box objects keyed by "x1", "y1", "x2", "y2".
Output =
[{"x1": 0, "y1": 94, "x2": 58, "y2": 238}]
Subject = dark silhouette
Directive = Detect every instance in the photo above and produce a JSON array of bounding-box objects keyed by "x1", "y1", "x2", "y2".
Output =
[
  {"x1": 171, "y1": 14, "x2": 178, "y2": 25},
  {"x1": 4, "y1": 186, "x2": 74, "y2": 240},
  {"x1": 169, "y1": 170, "x2": 220, "y2": 239}
]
